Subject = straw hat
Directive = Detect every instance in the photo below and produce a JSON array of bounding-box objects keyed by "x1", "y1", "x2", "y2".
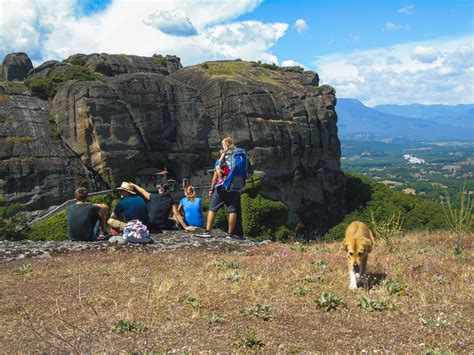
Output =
[{"x1": 116, "y1": 182, "x2": 136, "y2": 195}]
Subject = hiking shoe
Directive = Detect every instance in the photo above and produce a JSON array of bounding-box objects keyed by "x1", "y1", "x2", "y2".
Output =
[
  {"x1": 195, "y1": 230, "x2": 212, "y2": 238},
  {"x1": 226, "y1": 233, "x2": 244, "y2": 240},
  {"x1": 97, "y1": 233, "x2": 111, "y2": 240}
]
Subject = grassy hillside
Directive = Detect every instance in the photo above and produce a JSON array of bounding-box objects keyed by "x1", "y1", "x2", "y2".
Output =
[
  {"x1": 0, "y1": 232, "x2": 471, "y2": 352},
  {"x1": 324, "y1": 172, "x2": 471, "y2": 241}
]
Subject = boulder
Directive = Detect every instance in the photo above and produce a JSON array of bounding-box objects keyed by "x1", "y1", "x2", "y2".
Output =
[
  {"x1": 0, "y1": 82, "x2": 107, "y2": 209},
  {"x1": 76, "y1": 53, "x2": 180, "y2": 77},
  {"x1": 171, "y1": 61, "x2": 345, "y2": 237},
  {"x1": 51, "y1": 72, "x2": 213, "y2": 184},
  {"x1": 2, "y1": 53, "x2": 33, "y2": 81},
  {"x1": 27, "y1": 60, "x2": 69, "y2": 79}
]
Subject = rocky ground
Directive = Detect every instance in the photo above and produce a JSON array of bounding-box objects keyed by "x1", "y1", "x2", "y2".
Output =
[{"x1": 0, "y1": 230, "x2": 266, "y2": 263}]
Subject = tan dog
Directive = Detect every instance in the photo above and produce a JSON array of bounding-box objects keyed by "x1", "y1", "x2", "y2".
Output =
[{"x1": 343, "y1": 221, "x2": 374, "y2": 290}]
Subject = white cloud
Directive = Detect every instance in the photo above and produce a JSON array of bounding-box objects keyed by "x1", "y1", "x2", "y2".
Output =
[
  {"x1": 313, "y1": 36, "x2": 474, "y2": 105},
  {"x1": 384, "y1": 22, "x2": 401, "y2": 31},
  {"x1": 143, "y1": 9, "x2": 197, "y2": 36},
  {"x1": 293, "y1": 19, "x2": 308, "y2": 34},
  {"x1": 0, "y1": 0, "x2": 287, "y2": 66},
  {"x1": 347, "y1": 33, "x2": 360, "y2": 43},
  {"x1": 281, "y1": 59, "x2": 306, "y2": 69},
  {"x1": 410, "y1": 45, "x2": 441, "y2": 63},
  {"x1": 398, "y1": 5, "x2": 414, "y2": 15}
]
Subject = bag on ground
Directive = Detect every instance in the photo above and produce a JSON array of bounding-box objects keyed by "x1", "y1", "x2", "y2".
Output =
[{"x1": 123, "y1": 220, "x2": 151, "y2": 244}]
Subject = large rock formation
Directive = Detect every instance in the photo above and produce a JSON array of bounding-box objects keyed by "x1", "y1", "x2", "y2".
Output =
[
  {"x1": 2, "y1": 53, "x2": 33, "y2": 81},
  {"x1": 0, "y1": 81, "x2": 107, "y2": 208},
  {"x1": 51, "y1": 73, "x2": 213, "y2": 185},
  {"x1": 1, "y1": 52, "x2": 345, "y2": 237},
  {"x1": 171, "y1": 61, "x2": 345, "y2": 235}
]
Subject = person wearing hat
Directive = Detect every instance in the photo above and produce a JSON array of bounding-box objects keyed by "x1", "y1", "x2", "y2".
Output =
[
  {"x1": 67, "y1": 187, "x2": 109, "y2": 241},
  {"x1": 129, "y1": 182, "x2": 196, "y2": 232},
  {"x1": 107, "y1": 182, "x2": 150, "y2": 231}
]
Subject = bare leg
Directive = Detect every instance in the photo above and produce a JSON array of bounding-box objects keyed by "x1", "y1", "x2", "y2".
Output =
[
  {"x1": 228, "y1": 213, "x2": 237, "y2": 234},
  {"x1": 206, "y1": 211, "x2": 216, "y2": 231}
]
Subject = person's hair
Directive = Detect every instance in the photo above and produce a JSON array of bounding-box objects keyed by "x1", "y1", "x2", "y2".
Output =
[
  {"x1": 75, "y1": 187, "x2": 88, "y2": 202},
  {"x1": 221, "y1": 137, "x2": 235, "y2": 152},
  {"x1": 185, "y1": 185, "x2": 197, "y2": 202}
]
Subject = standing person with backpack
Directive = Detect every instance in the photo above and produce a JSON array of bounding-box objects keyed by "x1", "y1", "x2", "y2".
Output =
[{"x1": 197, "y1": 137, "x2": 247, "y2": 239}]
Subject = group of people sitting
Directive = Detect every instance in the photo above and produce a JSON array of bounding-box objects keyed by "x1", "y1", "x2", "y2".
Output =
[{"x1": 67, "y1": 137, "x2": 244, "y2": 242}]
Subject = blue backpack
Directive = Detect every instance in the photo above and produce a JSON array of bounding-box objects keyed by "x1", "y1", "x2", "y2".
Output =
[{"x1": 222, "y1": 148, "x2": 249, "y2": 192}]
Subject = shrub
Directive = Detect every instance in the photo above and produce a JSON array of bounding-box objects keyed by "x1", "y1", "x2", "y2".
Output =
[
  {"x1": 153, "y1": 54, "x2": 167, "y2": 67},
  {"x1": 28, "y1": 211, "x2": 68, "y2": 241},
  {"x1": 112, "y1": 319, "x2": 147, "y2": 334},
  {"x1": 11, "y1": 263, "x2": 32, "y2": 275},
  {"x1": 250, "y1": 60, "x2": 279, "y2": 70},
  {"x1": 293, "y1": 286, "x2": 311, "y2": 296},
  {"x1": 0, "y1": 198, "x2": 29, "y2": 241},
  {"x1": 358, "y1": 296, "x2": 390, "y2": 312},
  {"x1": 203, "y1": 312, "x2": 223, "y2": 325},
  {"x1": 234, "y1": 329, "x2": 264, "y2": 349},
  {"x1": 382, "y1": 277, "x2": 408, "y2": 296},
  {"x1": 212, "y1": 258, "x2": 239, "y2": 269},
  {"x1": 67, "y1": 57, "x2": 86, "y2": 66},
  {"x1": 178, "y1": 294, "x2": 202, "y2": 309},
  {"x1": 201, "y1": 63, "x2": 209, "y2": 69},
  {"x1": 241, "y1": 193, "x2": 288, "y2": 240},
  {"x1": 291, "y1": 242, "x2": 307, "y2": 253},
  {"x1": 25, "y1": 66, "x2": 102, "y2": 100},
  {"x1": 369, "y1": 210, "x2": 404, "y2": 251},
  {"x1": 241, "y1": 303, "x2": 276, "y2": 320},
  {"x1": 441, "y1": 182, "x2": 473, "y2": 243},
  {"x1": 315, "y1": 292, "x2": 345, "y2": 311}
]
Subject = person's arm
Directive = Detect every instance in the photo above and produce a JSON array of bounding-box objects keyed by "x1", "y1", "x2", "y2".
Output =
[
  {"x1": 172, "y1": 204, "x2": 196, "y2": 231},
  {"x1": 209, "y1": 170, "x2": 218, "y2": 197},
  {"x1": 95, "y1": 204, "x2": 108, "y2": 233},
  {"x1": 129, "y1": 182, "x2": 151, "y2": 201},
  {"x1": 177, "y1": 202, "x2": 183, "y2": 215}
]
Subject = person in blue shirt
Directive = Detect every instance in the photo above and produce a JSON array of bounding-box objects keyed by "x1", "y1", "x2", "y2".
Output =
[
  {"x1": 107, "y1": 182, "x2": 150, "y2": 231},
  {"x1": 178, "y1": 185, "x2": 204, "y2": 228}
]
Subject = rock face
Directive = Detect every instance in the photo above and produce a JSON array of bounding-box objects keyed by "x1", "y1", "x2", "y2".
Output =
[
  {"x1": 0, "y1": 82, "x2": 107, "y2": 208},
  {"x1": 2, "y1": 53, "x2": 33, "y2": 81},
  {"x1": 61, "y1": 53, "x2": 182, "y2": 77},
  {"x1": 171, "y1": 61, "x2": 345, "y2": 236},
  {"x1": 51, "y1": 73, "x2": 213, "y2": 184}
]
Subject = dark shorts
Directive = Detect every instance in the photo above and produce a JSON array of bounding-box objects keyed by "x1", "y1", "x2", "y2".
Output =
[{"x1": 209, "y1": 188, "x2": 240, "y2": 214}]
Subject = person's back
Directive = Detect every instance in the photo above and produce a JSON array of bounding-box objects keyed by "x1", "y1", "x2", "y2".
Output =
[
  {"x1": 180, "y1": 196, "x2": 204, "y2": 228},
  {"x1": 68, "y1": 187, "x2": 108, "y2": 241},
  {"x1": 115, "y1": 194, "x2": 150, "y2": 226},
  {"x1": 148, "y1": 192, "x2": 175, "y2": 229}
]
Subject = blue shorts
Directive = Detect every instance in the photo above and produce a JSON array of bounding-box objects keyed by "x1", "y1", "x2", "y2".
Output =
[{"x1": 209, "y1": 188, "x2": 240, "y2": 214}]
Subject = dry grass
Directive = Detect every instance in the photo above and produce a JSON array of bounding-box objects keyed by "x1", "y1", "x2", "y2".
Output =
[{"x1": 0, "y1": 232, "x2": 472, "y2": 352}]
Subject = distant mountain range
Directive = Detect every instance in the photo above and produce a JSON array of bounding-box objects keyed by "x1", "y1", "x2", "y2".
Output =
[{"x1": 336, "y1": 98, "x2": 473, "y2": 141}]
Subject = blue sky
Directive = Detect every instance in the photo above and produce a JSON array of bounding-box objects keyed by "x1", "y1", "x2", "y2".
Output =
[{"x1": 0, "y1": 0, "x2": 473, "y2": 105}]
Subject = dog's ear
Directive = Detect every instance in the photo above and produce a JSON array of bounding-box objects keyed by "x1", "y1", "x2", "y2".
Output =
[
  {"x1": 365, "y1": 243, "x2": 372, "y2": 253},
  {"x1": 342, "y1": 242, "x2": 348, "y2": 252}
]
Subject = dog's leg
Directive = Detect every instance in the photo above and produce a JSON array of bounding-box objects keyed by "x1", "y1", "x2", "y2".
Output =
[
  {"x1": 349, "y1": 264, "x2": 358, "y2": 290},
  {"x1": 359, "y1": 255, "x2": 368, "y2": 287}
]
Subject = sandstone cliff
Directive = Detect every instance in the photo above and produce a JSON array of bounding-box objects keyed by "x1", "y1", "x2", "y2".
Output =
[
  {"x1": 0, "y1": 81, "x2": 107, "y2": 208},
  {"x1": 171, "y1": 61, "x2": 345, "y2": 234}
]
